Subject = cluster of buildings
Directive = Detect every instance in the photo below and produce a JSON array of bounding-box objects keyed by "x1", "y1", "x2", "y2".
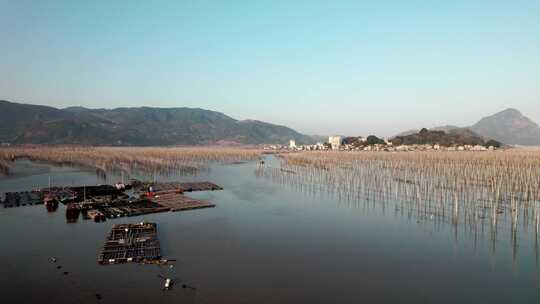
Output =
[
  {"x1": 263, "y1": 137, "x2": 499, "y2": 152},
  {"x1": 263, "y1": 140, "x2": 327, "y2": 151},
  {"x1": 264, "y1": 136, "x2": 360, "y2": 151},
  {"x1": 393, "y1": 144, "x2": 496, "y2": 152}
]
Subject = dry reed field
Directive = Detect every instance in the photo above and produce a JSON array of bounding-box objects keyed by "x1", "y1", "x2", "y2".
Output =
[
  {"x1": 257, "y1": 149, "x2": 540, "y2": 255},
  {"x1": 0, "y1": 158, "x2": 9, "y2": 175},
  {"x1": 0, "y1": 146, "x2": 262, "y2": 176}
]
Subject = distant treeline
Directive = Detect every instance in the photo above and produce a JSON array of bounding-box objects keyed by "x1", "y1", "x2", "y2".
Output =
[
  {"x1": 391, "y1": 128, "x2": 501, "y2": 147},
  {"x1": 342, "y1": 128, "x2": 502, "y2": 148}
]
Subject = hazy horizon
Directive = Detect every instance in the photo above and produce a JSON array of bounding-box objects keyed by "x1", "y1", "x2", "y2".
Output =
[{"x1": 1, "y1": 1, "x2": 539, "y2": 137}]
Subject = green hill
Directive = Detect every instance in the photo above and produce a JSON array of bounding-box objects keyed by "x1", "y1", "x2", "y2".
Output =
[
  {"x1": 0, "y1": 100, "x2": 312, "y2": 145},
  {"x1": 391, "y1": 128, "x2": 500, "y2": 147}
]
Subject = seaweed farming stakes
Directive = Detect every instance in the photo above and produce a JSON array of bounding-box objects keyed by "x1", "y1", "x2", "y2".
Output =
[
  {"x1": 0, "y1": 146, "x2": 262, "y2": 177},
  {"x1": 259, "y1": 149, "x2": 540, "y2": 207},
  {"x1": 2, "y1": 146, "x2": 540, "y2": 303},
  {"x1": 256, "y1": 149, "x2": 540, "y2": 264}
]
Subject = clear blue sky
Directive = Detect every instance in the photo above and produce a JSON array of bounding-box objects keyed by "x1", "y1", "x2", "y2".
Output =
[{"x1": 1, "y1": 0, "x2": 539, "y2": 136}]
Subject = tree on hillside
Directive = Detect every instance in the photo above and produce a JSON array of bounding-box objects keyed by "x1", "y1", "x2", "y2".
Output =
[
  {"x1": 485, "y1": 139, "x2": 502, "y2": 148},
  {"x1": 366, "y1": 135, "x2": 385, "y2": 145}
]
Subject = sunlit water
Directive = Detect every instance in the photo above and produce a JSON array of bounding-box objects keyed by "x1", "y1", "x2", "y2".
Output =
[{"x1": 0, "y1": 157, "x2": 539, "y2": 303}]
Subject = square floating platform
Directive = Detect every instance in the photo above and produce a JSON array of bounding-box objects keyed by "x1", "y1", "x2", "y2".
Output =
[
  {"x1": 2, "y1": 191, "x2": 43, "y2": 208},
  {"x1": 98, "y1": 222, "x2": 161, "y2": 265},
  {"x1": 151, "y1": 192, "x2": 216, "y2": 212}
]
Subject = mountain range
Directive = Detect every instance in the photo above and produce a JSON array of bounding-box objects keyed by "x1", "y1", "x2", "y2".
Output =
[
  {"x1": 395, "y1": 108, "x2": 540, "y2": 146},
  {"x1": 2, "y1": 100, "x2": 539, "y2": 146},
  {"x1": 0, "y1": 100, "x2": 312, "y2": 145}
]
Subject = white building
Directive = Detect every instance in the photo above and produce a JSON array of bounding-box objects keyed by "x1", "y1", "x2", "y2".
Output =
[
  {"x1": 328, "y1": 136, "x2": 342, "y2": 150},
  {"x1": 289, "y1": 139, "x2": 296, "y2": 149}
]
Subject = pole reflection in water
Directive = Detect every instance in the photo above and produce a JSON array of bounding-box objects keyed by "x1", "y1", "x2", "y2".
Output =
[{"x1": 256, "y1": 152, "x2": 540, "y2": 271}]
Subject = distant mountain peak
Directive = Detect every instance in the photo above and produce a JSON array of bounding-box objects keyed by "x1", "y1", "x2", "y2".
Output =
[
  {"x1": 394, "y1": 108, "x2": 540, "y2": 146},
  {"x1": 471, "y1": 108, "x2": 540, "y2": 145},
  {"x1": 487, "y1": 108, "x2": 528, "y2": 119},
  {"x1": 501, "y1": 107, "x2": 520, "y2": 113},
  {"x1": 476, "y1": 108, "x2": 537, "y2": 127}
]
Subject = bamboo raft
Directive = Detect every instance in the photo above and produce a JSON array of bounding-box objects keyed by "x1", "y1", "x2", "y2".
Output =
[
  {"x1": 151, "y1": 191, "x2": 216, "y2": 211},
  {"x1": 2, "y1": 181, "x2": 222, "y2": 221},
  {"x1": 135, "y1": 181, "x2": 223, "y2": 193},
  {"x1": 178, "y1": 181, "x2": 223, "y2": 192},
  {"x1": 40, "y1": 185, "x2": 124, "y2": 200},
  {"x1": 97, "y1": 199, "x2": 170, "y2": 219},
  {"x1": 98, "y1": 222, "x2": 161, "y2": 265},
  {"x1": 2, "y1": 191, "x2": 43, "y2": 208}
]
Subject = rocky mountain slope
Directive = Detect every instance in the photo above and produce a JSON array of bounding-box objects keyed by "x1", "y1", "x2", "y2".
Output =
[
  {"x1": 395, "y1": 109, "x2": 540, "y2": 146},
  {"x1": 0, "y1": 100, "x2": 312, "y2": 145}
]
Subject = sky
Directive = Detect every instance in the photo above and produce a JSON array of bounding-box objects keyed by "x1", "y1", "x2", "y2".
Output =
[{"x1": 1, "y1": 0, "x2": 539, "y2": 137}]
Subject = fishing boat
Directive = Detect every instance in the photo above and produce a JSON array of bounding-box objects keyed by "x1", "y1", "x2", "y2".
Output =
[
  {"x1": 87, "y1": 209, "x2": 106, "y2": 222},
  {"x1": 56, "y1": 189, "x2": 77, "y2": 204},
  {"x1": 44, "y1": 193, "x2": 59, "y2": 212},
  {"x1": 65, "y1": 203, "x2": 81, "y2": 222}
]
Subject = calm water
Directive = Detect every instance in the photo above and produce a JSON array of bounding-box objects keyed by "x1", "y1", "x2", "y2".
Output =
[{"x1": 1, "y1": 157, "x2": 539, "y2": 303}]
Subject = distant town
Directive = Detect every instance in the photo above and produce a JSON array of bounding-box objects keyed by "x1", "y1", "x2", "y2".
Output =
[{"x1": 264, "y1": 134, "x2": 501, "y2": 152}]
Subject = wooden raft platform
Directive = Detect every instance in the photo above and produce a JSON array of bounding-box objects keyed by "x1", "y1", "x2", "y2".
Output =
[
  {"x1": 97, "y1": 199, "x2": 170, "y2": 219},
  {"x1": 151, "y1": 191, "x2": 216, "y2": 211},
  {"x1": 98, "y1": 222, "x2": 161, "y2": 265},
  {"x1": 2, "y1": 191, "x2": 43, "y2": 208},
  {"x1": 136, "y1": 181, "x2": 223, "y2": 193},
  {"x1": 179, "y1": 181, "x2": 223, "y2": 192}
]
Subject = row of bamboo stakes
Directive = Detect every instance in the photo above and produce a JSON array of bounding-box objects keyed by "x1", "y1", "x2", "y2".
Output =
[
  {"x1": 256, "y1": 150, "x2": 540, "y2": 269},
  {"x1": 0, "y1": 146, "x2": 261, "y2": 177}
]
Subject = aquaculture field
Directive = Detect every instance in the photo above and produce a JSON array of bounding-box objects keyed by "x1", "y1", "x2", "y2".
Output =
[
  {"x1": 1, "y1": 148, "x2": 540, "y2": 303},
  {"x1": 0, "y1": 146, "x2": 262, "y2": 177},
  {"x1": 257, "y1": 149, "x2": 540, "y2": 262}
]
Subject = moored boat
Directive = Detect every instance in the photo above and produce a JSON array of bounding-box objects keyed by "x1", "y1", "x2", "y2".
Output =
[
  {"x1": 65, "y1": 203, "x2": 81, "y2": 222},
  {"x1": 44, "y1": 193, "x2": 59, "y2": 212}
]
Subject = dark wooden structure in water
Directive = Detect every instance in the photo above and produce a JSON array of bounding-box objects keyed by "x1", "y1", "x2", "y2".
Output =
[
  {"x1": 2, "y1": 181, "x2": 222, "y2": 223},
  {"x1": 134, "y1": 181, "x2": 223, "y2": 193},
  {"x1": 2, "y1": 191, "x2": 43, "y2": 208},
  {"x1": 178, "y1": 181, "x2": 223, "y2": 192},
  {"x1": 98, "y1": 222, "x2": 161, "y2": 265},
  {"x1": 151, "y1": 191, "x2": 216, "y2": 211}
]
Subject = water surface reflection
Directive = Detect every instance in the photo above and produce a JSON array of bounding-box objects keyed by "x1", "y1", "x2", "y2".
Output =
[{"x1": 0, "y1": 158, "x2": 539, "y2": 303}]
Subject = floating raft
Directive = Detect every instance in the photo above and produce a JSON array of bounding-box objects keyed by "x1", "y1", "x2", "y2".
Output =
[
  {"x1": 135, "y1": 181, "x2": 223, "y2": 193},
  {"x1": 41, "y1": 185, "x2": 124, "y2": 200},
  {"x1": 2, "y1": 181, "x2": 223, "y2": 221},
  {"x1": 178, "y1": 181, "x2": 223, "y2": 192},
  {"x1": 151, "y1": 192, "x2": 216, "y2": 211},
  {"x1": 97, "y1": 199, "x2": 170, "y2": 219},
  {"x1": 98, "y1": 222, "x2": 161, "y2": 265},
  {"x1": 2, "y1": 191, "x2": 43, "y2": 208}
]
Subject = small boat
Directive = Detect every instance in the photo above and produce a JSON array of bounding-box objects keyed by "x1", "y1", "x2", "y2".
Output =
[
  {"x1": 158, "y1": 275, "x2": 176, "y2": 291},
  {"x1": 56, "y1": 189, "x2": 77, "y2": 204},
  {"x1": 65, "y1": 203, "x2": 81, "y2": 222},
  {"x1": 44, "y1": 193, "x2": 59, "y2": 212},
  {"x1": 87, "y1": 209, "x2": 106, "y2": 222}
]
